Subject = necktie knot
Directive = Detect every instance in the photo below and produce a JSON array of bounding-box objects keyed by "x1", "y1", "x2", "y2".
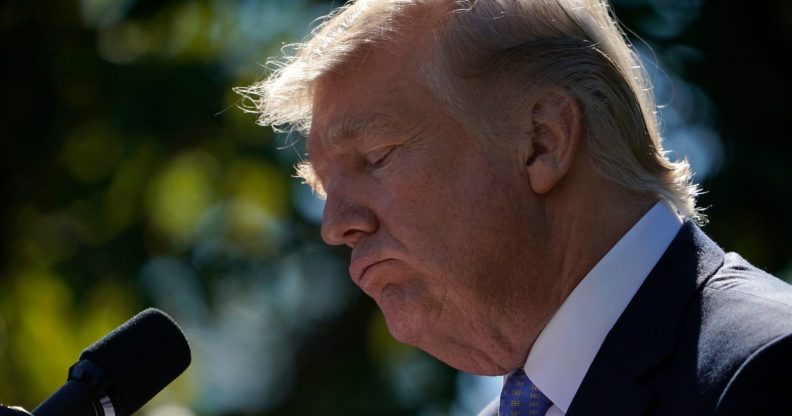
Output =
[{"x1": 498, "y1": 369, "x2": 552, "y2": 416}]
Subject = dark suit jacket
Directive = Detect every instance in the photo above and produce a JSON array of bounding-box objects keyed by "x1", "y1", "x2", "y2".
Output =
[{"x1": 566, "y1": 222, "x2": 792, "y2": 415}]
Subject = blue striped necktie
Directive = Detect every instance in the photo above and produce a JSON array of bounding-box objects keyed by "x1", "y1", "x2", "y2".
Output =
[{"x1": 498, "y1": 369, "x2": 553, "y2": 416}]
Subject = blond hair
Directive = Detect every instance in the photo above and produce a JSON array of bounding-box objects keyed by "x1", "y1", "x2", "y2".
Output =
[{"x1": 237, "y1": 0, "x2": 703, "y2": 221}]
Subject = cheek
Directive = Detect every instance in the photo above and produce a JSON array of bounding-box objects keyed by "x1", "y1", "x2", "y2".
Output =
[
  {"x1": 377, "y1": 156, "x2": 448, "y2": 225},
  {"x1": 376, "y1": 142, "x2": 527, "y2": 272}
]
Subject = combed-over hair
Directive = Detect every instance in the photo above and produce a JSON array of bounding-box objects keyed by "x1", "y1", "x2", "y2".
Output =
[{"x1": 236, "y1": 0, "x2": 703, "y2": 221}]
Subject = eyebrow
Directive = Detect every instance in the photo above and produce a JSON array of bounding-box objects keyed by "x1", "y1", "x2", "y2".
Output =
[
  {"x1": 319, "y1": 112, "x2": 400, "y2": 150},
  {"x1": 301, "y1": 112, "x2": 407, "y2": 196}
]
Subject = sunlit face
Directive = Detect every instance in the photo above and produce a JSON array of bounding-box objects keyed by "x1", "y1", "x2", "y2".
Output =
[{"x1": 306, "y1": 46, "x2": 556, "y2": 374}]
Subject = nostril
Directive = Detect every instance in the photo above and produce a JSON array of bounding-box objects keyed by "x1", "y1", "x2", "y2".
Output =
[
  {"x1": 342, "y1": 229, "x2": 367, "y2": 248},
  {"x1": 344, "y1": 236, "x2": 356, "y2": 249}
]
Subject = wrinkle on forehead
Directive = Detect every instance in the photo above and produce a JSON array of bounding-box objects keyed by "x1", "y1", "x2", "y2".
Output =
[
  {"x1": 308, "y1": 72, "x2": 428, "y2": 156},
  {"x1": 301, "y1": 33, "x2": 442, "y2": 199}
]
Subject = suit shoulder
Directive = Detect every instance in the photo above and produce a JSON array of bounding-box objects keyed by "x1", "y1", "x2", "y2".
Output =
[
  {"x1": 687, "y1": 252, "x2": 792, "y2": 396},
  {"x1": 702, "y1": 252, "x2": 792, "y2": 327},
  {"x1": 715, "y1": 333, "x2": 792, "y2": 415}
]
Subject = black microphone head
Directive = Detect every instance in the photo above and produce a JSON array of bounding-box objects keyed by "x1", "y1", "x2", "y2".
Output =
[{"x1": 78, "y1": 308, "x2": 191, "y2": 416}]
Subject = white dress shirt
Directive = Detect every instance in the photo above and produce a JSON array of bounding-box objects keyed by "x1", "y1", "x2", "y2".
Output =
[{"x1": 480, "y1": 201, "x2": 682, "y2": 416}]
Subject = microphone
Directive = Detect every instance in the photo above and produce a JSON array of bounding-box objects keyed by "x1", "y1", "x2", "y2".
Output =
[{"x1": 32, "y1": 308, "x2": 191, "y2": 416}]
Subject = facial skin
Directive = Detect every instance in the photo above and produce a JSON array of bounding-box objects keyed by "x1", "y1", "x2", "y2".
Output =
[
  {"x1": 306, "y1": 37, "x2": 653, "y2": 375},
  {"x1": 307, "y1": 43, "x2": 542, "y2": 374}
]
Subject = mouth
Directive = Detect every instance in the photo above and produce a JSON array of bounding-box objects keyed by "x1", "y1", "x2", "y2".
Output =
[{"x1": 349, "y1": 256, "x2": 388, "y2": 290}]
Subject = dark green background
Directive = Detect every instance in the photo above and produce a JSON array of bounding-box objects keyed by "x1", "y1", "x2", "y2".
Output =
[{"x1": 1, "y1": 0, "x2": 790, "y2": 414}]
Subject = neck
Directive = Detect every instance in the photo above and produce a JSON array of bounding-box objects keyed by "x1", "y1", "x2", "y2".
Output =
[
  {"x1": 541, "y1": 164, "x2": 659, "y2": 318},
  {"x1": 480, "y1": 159, "x2": 659, "y2": 373},
  {"x1": 519, "y1": 164, "x2": 659, "y2": 366}
]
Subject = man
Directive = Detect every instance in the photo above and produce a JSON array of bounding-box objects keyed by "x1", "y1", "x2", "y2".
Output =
[{"x1": 237, "y1": 0, "x2": 792, "y2": 414}]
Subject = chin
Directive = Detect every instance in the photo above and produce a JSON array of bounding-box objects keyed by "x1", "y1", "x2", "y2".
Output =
[
  {"x1": 381, "y1": 306, "x2": 424, "y2": 346},
  {"x1": 377, "y1": 285, "x2": 428, "y2": 345}
]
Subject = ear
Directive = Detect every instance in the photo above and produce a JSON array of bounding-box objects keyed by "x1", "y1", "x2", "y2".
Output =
[{"x1": 523, "y1": 88, "x2": 582, "y2": 194}]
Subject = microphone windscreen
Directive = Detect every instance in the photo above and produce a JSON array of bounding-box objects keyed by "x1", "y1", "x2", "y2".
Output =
[{"x1": 79, "y1": 308, "x2": 191, "y2": 416}]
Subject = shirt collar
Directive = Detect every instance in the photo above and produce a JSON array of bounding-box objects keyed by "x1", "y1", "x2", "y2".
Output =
[{"x1": 522, "y1": 200, "x2": 682, "y2": 412}]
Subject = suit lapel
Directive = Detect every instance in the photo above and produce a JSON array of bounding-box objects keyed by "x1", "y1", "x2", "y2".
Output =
[{"x1": 566, "y1": 222, "x2": 725, "y2": 416}]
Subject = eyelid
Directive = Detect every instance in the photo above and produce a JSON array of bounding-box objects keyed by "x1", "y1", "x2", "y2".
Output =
[{"x1": 366, "y1": 145, "x2": 396, "y2": 166}]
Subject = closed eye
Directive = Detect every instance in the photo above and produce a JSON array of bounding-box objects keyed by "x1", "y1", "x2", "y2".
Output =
[{"x1": 366, "y1": 146, "x2": 397, "y2": 168}]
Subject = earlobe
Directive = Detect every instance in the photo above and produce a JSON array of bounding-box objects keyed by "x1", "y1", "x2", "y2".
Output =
[{"x1": 524, "y1": 89, "x2": 582, "y2": 195}]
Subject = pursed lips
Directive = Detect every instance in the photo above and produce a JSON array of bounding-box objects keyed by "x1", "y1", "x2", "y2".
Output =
[{"x1": 349, "y1": 255, "x2": 389, "y2": 292}]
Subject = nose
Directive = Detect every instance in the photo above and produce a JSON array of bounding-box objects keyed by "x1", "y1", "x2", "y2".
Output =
[{"x1": 320, "y1": 186, "x2": 378, "y2": 248}]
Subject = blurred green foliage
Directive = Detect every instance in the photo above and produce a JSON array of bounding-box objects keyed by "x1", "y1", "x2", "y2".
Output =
[{"x1": 0, "y1": 0, "x2": 790, "y2": 415}]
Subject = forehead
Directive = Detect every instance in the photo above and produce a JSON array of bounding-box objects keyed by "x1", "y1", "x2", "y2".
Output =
[
  {"x1": 307, "y1": 53, "x2": 429, "y2": 153},
  {"x1": 301, "y1": 73, "x2": 427, "y2": 196}
]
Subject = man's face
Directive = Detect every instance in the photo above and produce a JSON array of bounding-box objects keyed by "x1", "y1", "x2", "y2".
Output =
[{"x1": 306, "y1": 47, "x2": 555, "y2": 374}]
